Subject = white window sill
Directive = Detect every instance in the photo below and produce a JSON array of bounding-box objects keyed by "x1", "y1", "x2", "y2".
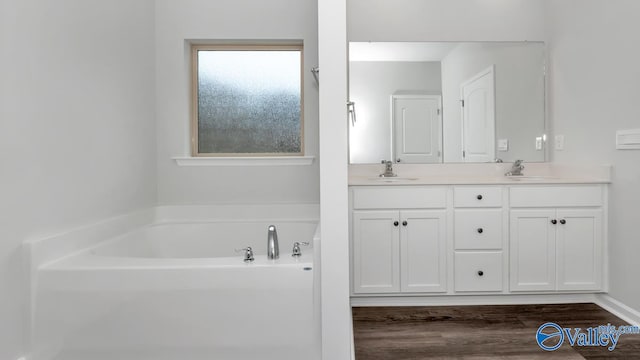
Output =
[{"x1": 172, "y1": 156, "x2": 315, "y2": 166}]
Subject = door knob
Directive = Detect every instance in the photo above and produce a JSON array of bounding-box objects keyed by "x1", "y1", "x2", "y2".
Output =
[
  {"x1": 477, "y1": 195, "x2": 483, "y2": 200},
  {"x1": 396, "y1": 158, "x2": 401, "y2": 163},
  {"x1": 551, "y1": 219, "x2": 557, "y2": 225},
  {"x1": 393, "y1": 221, "x2": 399, "y2": 227},
  {"x1": 560, "y1": 219, "x2": 566, "y2": 225},
  {"x1": 477, "y1": 228, "x2": 483, "y2": 234},
  {"x1": 402, "y1": 221, "x2": 408, "y2": 226},
  {"x1": 477, "y1": 270, "x2": 484, "y2": 276}
]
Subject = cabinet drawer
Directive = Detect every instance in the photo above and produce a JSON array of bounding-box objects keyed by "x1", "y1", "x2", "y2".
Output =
[
  {"x1": 454, "y1": 187, "x2": 502, "y2": 208},
  {"x1": 352, "y1": 187, "x2": 447, "y2": 209},
  {"x1": 454, "y1": 209, "x2": 503, "y2": 250},
  {"x1": 454, "y1": 252, "x2": 503, "y2": 292},
  {"x1": 510, "y1": 186, "x2": 603, "y2": 208}
]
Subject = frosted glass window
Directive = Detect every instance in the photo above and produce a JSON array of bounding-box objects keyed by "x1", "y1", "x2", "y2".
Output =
[{"x1": 193, "y1": 45, "x2": 303, "y2": 156}]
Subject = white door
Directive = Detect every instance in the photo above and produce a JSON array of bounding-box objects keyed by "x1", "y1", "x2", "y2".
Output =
[
  {"x1": 399, "y1": 210, "x2": 447, "y2": 292},
  {"x1": 352, "y1": 211, "x2": 400, "y2": 293},
  {"x1": 461, "y1": 66, "x2": 496, "y2": 163},
  {"x1": 393, "y1": 95, "x2": 442, "y2": 164},
  {"x1": 556, "y1": 209, "x2": 603, "y2": 291},
  {"x1": 509, "y1": 209, "x2": 556, "y2": 291}
]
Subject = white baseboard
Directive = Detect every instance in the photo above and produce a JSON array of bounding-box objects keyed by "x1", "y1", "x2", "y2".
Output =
[
  {"x1": 595, "y1": 294, "x2": 640, "y2": 326},
  {"x1": 351, "y1": 293, "x2": 599, "y2": 307}
]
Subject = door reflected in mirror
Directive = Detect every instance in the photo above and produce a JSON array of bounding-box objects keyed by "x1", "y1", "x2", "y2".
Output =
[{"x1": 348, "y1": 41, "x2": 546, "y2": 164}]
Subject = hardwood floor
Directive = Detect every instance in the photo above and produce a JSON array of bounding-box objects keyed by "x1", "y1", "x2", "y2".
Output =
[{"x1": 352, "y1": 303, "x2": 640, "y2": 359}]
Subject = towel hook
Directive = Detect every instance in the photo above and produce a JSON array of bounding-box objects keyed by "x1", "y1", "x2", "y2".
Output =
[
  {"x1": 311, "y1": 66, "x2": 319, "y2": 84},
  {"x1": 347, "y1": 101, "x2": 357, "y2": 126}
]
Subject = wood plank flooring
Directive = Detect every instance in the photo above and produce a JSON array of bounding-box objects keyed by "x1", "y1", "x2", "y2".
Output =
[{"x1": 352, "y1": 303, "x2": 640, "y2": 359}]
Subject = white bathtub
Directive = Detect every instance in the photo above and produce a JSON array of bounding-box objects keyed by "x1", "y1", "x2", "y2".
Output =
[{"x1": 30, "y1": 219, "x2": 321, "y2": 360}]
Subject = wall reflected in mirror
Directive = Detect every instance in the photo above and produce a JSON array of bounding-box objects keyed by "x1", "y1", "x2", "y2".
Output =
[{"x1": 348, "y1": 42, "x2": 546, "y2": 164}]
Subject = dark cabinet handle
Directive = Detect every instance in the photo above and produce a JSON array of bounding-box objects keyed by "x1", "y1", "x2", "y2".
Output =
[
  {"x1": 396, "y1": 158, "x2": 401, "y2": 163},
  {"x1": 477, "y1": 228, "x2": 483, "y2": 234},
  {"x1": 402, "y1": 221, "x2": 408, "y2": 226},
  {"x1": 551, "y1": 219, "x2": 557, "y2": 225},
  {"x1": 393, "y1": 221, "x2": 399, "y2": 227},
  {"x1": 477, "y1": 270, "x2": 484, "y2": 276},
  {"x1": 477, "y1": 195, "x2": 483, "y2": 200},
  {"x1": 560, "y1": 219, "x2": 566, "y2": 225}
]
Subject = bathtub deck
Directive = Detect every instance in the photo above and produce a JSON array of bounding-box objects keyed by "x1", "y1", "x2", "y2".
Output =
[{"x1": 42, "y1": 251, "x2": 314, "y2": 270}]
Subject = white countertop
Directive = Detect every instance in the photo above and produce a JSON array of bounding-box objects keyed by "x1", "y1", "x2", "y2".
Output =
[
  {"x1": 349, "y1": 175, "x2": 610, "y2": 186},
  {"x1": 348, "y1": 163, "x2": 611, "y2": 186}
]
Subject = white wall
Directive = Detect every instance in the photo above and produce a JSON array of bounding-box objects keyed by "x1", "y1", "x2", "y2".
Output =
[
  {"x1": 441, "y1": 43, "x2": 546, "y2": 162},
  {"x1": 0, "y1": 1, "x2": 156, "y2": 358},
  {"x1": 349, "y1": 61, "x2": 442, "y2": 163},
  {"x1": 348, "y1": 0, "x2": 546, "y2": 42},
  {"x1": 545, "y1": 0, "x2": 640, "y2": 312},
  {"x1": 155, "y1": 0, "x2": 319, "y2": 205},
  {"x1": 318, "y1": 0, "x2": 351, "y2": 358}
]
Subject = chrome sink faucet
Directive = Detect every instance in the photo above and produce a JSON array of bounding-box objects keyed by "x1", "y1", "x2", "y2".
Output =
[
  {"x1": 267, "y1": 225, "x2": 279, "y2": 260},
  {"x1": 505, "y1": 159, "x2": 525, "y2": 176},
  {"x1": 379, "y1": 160, "x2": 397, "y2": 178}
]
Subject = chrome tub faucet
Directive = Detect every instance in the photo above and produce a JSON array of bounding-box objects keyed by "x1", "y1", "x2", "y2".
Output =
[{"x1": 267, "y1": 225, "x2": 279, "y2": 260}]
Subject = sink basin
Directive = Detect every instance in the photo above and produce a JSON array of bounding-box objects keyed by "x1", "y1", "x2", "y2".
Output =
[
  {"x1": 506, "y1": 175, "x2": 557, "y2": 181},
  {"x1": 369, "y1": 177, "x2": 419, "y2": 183}
]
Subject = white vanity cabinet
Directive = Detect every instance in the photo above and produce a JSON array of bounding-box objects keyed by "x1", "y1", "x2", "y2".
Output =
[
  {"x1": 350, "y1": 181, "x2": 607, "y2": 299},
  {"x1": 351, "y1": 187, "x2": 447, "y2": 294},
  {"x1": 509, "y1": 186, "x2": 604, "y2": 292}
]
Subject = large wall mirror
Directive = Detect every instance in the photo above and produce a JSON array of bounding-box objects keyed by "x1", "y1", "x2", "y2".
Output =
[{"x1": 348, "y1": 41, "x2": 546, "y2": 164}]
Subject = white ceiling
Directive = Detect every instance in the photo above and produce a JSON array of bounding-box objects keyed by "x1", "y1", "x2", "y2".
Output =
[{"x1": 349, "y1": 42, "x2": 459, "y2": 62}]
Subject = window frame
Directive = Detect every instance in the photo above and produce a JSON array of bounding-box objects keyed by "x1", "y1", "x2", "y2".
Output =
[{"x1": 190, "y1": 43, "x2": 305, "y2": 157}]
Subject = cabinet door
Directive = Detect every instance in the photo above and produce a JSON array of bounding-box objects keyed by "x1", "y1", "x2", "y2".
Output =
[
  {"x1": 400, "y1": 210, "x2": 447, "y2": 292},
  {"x1": 510, "y1": 209, "x2": 556, "y2": 291},
  {"x1": 352, "y1": 211, "x2": 400, "y2": 293},
  {"x1": 556, "y1": 209, "x2": 603, "y2": 291}
]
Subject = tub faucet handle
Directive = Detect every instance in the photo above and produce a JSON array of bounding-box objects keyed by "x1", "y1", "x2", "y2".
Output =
[
  {"x1": 292, "y1": 242, "x2": 310, "y2": 257},
  {"x1": 235, "y1": 246, "x2": 255, "y2": 262}
]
